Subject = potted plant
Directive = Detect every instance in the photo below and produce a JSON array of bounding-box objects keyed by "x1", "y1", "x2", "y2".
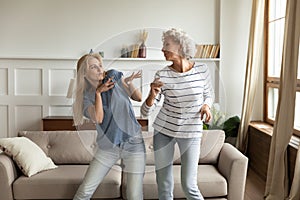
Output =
[{"x1": 203, "y1": 104, "x2": 240, "y2": 145}]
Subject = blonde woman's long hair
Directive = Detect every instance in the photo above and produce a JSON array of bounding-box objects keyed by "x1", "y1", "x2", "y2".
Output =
[{"x1": 73, "y1": 53, "x2": 103, "y2": 126}]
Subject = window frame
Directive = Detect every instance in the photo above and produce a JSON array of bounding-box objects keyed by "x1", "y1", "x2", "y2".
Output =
[{"x1": 264, "y1": 0, "x2": 300, "y2": 137}]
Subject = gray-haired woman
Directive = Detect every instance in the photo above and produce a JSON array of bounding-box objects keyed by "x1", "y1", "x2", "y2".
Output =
[{"x1": 141, "y1": 28, "x2": 214, "y2": 200}]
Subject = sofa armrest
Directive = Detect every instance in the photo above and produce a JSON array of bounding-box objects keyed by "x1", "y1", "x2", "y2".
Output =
[
  {"x1": 218, "y1": 143, "x2": 248, "y2": 200},
  {"x1": 0, "y1": 153, "x2": 19, "y2": 200}
]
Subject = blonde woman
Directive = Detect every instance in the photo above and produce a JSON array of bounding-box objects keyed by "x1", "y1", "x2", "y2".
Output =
[
  {"x1": 141, "y1": 28, "x2": 214, "y2": 200},
  {"x1": 73, "y1": 53, "x2": 145, "y2": 200}
]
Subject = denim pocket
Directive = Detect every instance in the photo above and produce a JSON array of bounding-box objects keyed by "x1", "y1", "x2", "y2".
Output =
[{"x1": 128, "y1": 137, "x2": 144, "y2": 144}]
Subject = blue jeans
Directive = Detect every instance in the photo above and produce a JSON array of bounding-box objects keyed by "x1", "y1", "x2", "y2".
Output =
[
  {"x1": 73, "y1": 139, "x2": 145, "y2": 200},
  {"x1": 154, "y1": 131, "x2": 204, "y2": 200}
]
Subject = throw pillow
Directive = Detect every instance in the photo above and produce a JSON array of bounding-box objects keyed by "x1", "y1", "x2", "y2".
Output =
[{"x1": 0, "y1": 137, "x2": 57, "y2": 177}]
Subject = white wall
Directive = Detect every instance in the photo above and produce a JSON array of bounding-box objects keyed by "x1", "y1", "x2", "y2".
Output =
[
  {"x1": 0, "y1": 0, "x2": 219, "y2": 58},
  {"x1": 0, "y1": 0, "x2": 259, "y2": 137},
  {"x1": 220, "y1": 0, "x2": 262, "y2": 119}
]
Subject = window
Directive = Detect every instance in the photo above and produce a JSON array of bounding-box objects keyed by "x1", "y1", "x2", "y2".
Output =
[{"x1": 266, "y1": 0, "x2": 300, "y2": 136}]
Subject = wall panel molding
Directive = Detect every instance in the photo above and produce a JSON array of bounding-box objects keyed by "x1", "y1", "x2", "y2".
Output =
[
  {"x1": 0, "y1": 58, "x2": 219, "y2": 137},
  {"x1": 0, "y1": 58, "x2": 76, "y2": 136},
  {"x1": 0, "y1": 68, "x2": 8, "y2": 95},
  {"x1": 15, "y1": 68, "x2": 42, "y2": 96},
  {"x1": 0, "y1": 105, "x2": 8, "y2": 138}
]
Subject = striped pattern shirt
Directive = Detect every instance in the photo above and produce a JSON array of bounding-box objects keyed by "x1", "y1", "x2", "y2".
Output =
[{"x1": 141, "y1": 63, "x2": 214, "y2": 138}]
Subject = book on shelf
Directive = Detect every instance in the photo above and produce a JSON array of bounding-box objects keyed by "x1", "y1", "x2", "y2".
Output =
[
  {"x1": 130, "y1": 44, "x2": 140, "y2": 58},
  {"x1": 194, "y1": 44, "x2": 220, "y2": 59}
]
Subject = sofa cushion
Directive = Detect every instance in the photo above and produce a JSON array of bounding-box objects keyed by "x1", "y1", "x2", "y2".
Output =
[
  {"x1": 19, "y1": 130, "x2": 98, "y2": 164},
  {"x1": 126, "y1": 165, "x2": 227, "y2": 199},
  {"x1": 13, "y1": 165, "x2": 122, "y2": 199},
  {"x1": 0, "y1": 137, "x2": 57, "y2": 177},
  {"x1": 199, "y1": 130, "x2": 225, "y2": 164}
]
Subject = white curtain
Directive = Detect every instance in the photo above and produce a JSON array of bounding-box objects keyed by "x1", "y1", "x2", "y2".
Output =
[
  {"x1": 236, "y1": 0, "x2": 265, "y2": 153},
  {"x1": 265, "y1": 0, "x2": 300, "y2": 199}
]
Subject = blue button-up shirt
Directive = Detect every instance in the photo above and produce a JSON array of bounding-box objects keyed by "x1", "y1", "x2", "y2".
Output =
[{"x1": 83, "y1": 70, "x2": 141, "y2": 148}]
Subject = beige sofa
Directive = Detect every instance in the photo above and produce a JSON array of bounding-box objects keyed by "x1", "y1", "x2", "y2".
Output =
[{"x1": 0, "y1": 130, "x2": 248, "y2": 200}]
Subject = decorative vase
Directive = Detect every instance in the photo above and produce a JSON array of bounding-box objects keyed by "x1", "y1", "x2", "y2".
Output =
[
  {"x1": 138, "y1": 42, "x2": 146, "y2": 58},
  {"x1": 121, "y1": 46, "x2": 128, "y2": 58}
]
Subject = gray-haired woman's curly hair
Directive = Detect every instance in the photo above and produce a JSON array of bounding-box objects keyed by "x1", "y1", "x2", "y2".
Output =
[{"x1": 162, "y1": 28, "x2": 195, "y2": 59}]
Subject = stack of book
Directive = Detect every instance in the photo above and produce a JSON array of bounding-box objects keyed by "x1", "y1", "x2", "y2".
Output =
[{"x1": 194, "y1": 44, "x2": 220, "y2": 58}]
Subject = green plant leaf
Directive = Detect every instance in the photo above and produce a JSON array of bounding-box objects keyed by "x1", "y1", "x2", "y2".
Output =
[
  {"x1": 203, "y1": 123, "x2": 209, "y2": 130},
  {"x1": 223, "y1": 116, "x2": 240, "y2": 138}
]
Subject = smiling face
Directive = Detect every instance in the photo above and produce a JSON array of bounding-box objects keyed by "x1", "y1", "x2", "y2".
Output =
[
  {"x1": 85, "y1": 57, "x2": 105, "y2": 84},
  {"x1": 162, "y1": 36, "x2": 182, "y2": 61}
]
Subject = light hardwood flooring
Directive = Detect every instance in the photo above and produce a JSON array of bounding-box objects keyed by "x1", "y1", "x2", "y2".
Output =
[{"x1": 244, "y1": 168, "x2": 266, "y2": 200}]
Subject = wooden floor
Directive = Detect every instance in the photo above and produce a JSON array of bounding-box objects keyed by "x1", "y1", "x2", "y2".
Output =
[{"x1": 244, "y1": 168, "x2": 265, "y2": 200}]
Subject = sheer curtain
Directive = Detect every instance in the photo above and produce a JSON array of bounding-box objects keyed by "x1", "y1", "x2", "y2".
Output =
[
  {"x1": 236, "y1": 0, "x2": 266, "y2": 153},
  {"x1": 289, "y1": 144, "x2": 300, "y2": 199},
  {"x1": 264, "y1": 0, "x2": 300, "y2": 199}
]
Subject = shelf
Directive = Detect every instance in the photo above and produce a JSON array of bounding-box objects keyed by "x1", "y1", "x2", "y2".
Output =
[
  {"x1": 191, "y1": 58, "x2": 220, "y2": 62},
  {"x1": 103, "y1": 58, "x2": 220, "y2": 62},
  {"x1": 0, "y1": 57, "x2": 220, "y2": 62},
  {"x1": 103, "y1": 58, "x2": 168, "y2": 61}
]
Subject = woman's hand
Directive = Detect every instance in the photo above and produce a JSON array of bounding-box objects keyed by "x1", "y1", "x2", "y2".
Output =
[
  {"x1": 96, "y1": 77, "x2": 115, "y2": 93},
  {"x1": 122, "y1": 71, "x2": 142, "y2": 101},
  {"x1": 145, "y1": 78, "x2": 164, "y2": 107},
  {"x1": 93, "y1": 77, "x2": 114, "y2": 124},
  {"x1": 149, "y1": 78, "x2": 164, "y2": 98},
  {"x1": 200, "y1": 104, "x2": 211, "y2": 123},
  {"x1": 124, "y1": 71, "x2": 142, "y2": 85}
]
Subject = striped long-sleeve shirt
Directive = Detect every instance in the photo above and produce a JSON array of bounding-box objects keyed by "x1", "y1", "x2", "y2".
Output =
[{"x1": 141, "y1": 63, "x2": 214, "y2": 138}]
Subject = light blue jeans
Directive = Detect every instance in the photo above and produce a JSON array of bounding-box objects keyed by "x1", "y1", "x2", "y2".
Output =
[
  {"x1": 73, "y1": 139, "x2": 145, "y2": 200},
  {"x1": 154, "y1": 131, "x2": 204, "y2": 200}
]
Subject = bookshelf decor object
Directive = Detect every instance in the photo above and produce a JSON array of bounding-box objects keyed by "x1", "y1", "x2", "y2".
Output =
[
  {"x1": 120, "y1": 29, "x2": 148, "y2": 58},
  {"x1": 194, "y1": 44, "x2": 220, "y2": 59}
]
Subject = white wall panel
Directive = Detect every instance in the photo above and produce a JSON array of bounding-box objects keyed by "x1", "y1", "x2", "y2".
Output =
[
  {"x1": 0, "y1": 68, "x2": 8, "y2": 95},
  {"x1": 49, "y1": 69, "x2": 75, "y2": 96},
  {"x1": 15, "y1": 69, "x2": 42, "y2": 96},
  {"x1": 0, "y1": 58, "x2": 220, "y2": 137},
  {"x1": 49, "y1": 105, "x2": 73, "y2": 116},
  {"x1": 15, "y1": 105, "x2": 42, "y2": 135},
  {"x1": 0, "y1": 59, "x2": 77, "y2": 137},
  {"x1": 0, "y1": 105, "x2": 8, "y2": 138}
]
